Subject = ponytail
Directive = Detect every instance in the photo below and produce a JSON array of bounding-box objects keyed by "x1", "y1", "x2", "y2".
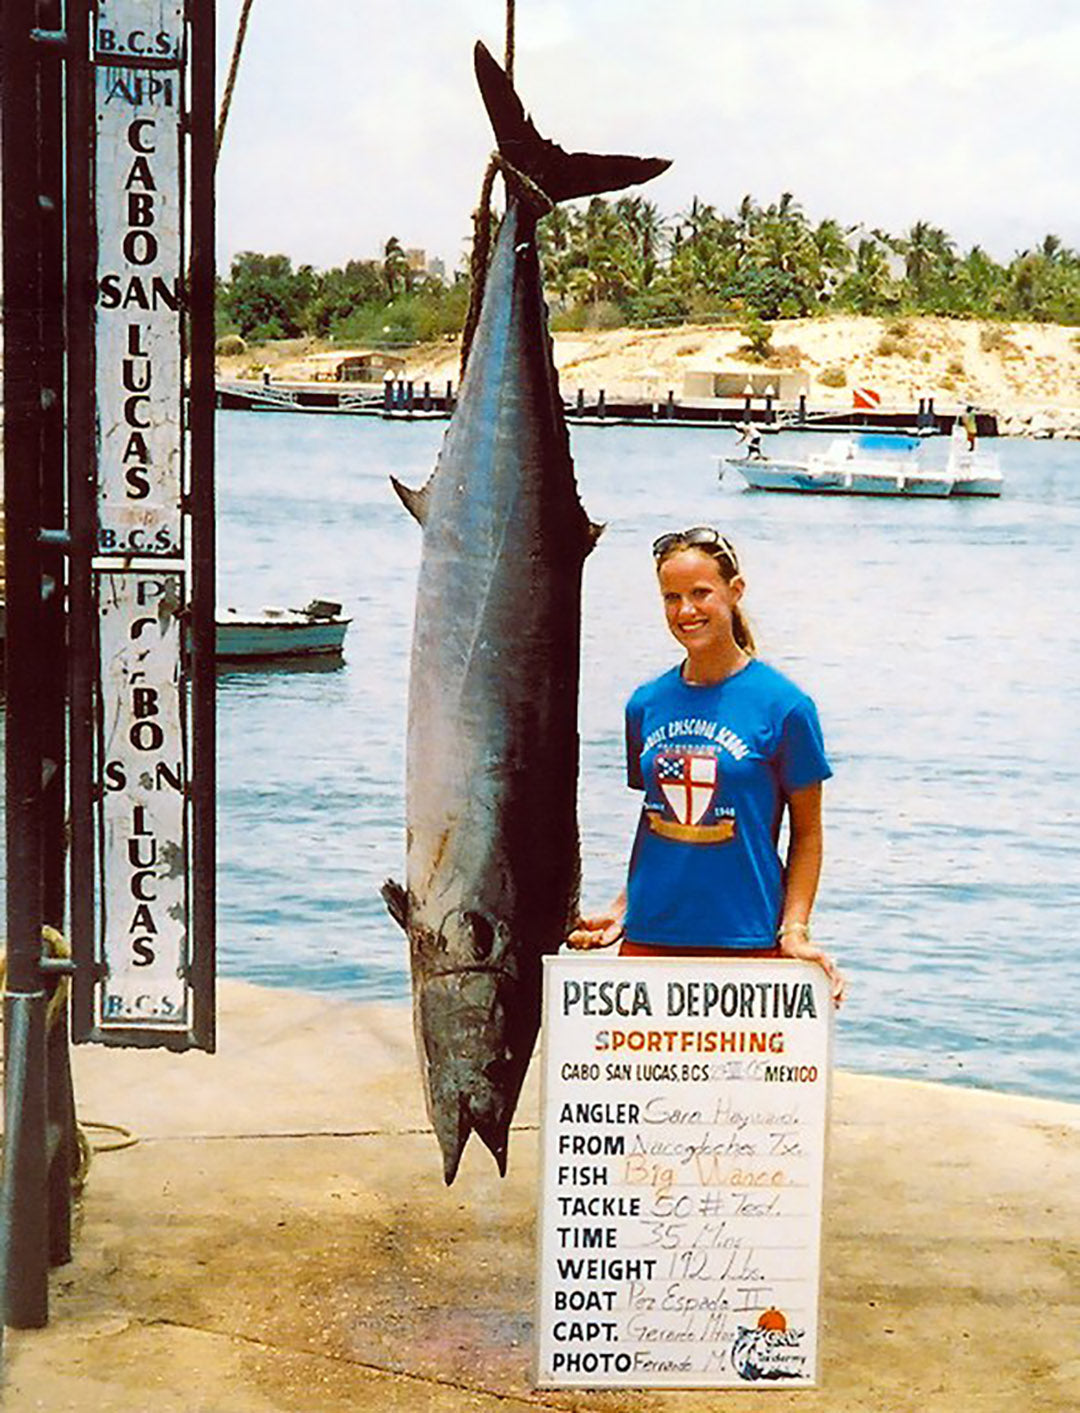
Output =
[{"x1": 732, "y1": 603, "x2": 756, "y2": 656}]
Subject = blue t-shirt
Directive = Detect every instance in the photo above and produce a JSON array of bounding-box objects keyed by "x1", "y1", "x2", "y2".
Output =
[{"x1": 624, "y1": 659, "x2": 831, "y2": 949}]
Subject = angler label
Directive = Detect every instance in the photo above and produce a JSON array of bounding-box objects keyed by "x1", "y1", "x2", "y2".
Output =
[
  {"x1": 94, "y1": 0, "x2": 185, "y2": 558},
  {"x1": 535, "y1": 956, "x2": 832, "y2": 1389}
]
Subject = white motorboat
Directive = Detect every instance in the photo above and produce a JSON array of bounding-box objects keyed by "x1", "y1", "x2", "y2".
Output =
[
  {"x1": 215, "y1": 598, "x2": 351, "y2": 661},
  {"x1": 719, "y1": 431, "x2": 1003, "y2": 498}
]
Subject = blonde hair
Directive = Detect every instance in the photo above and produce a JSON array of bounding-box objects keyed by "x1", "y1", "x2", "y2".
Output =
[{"x1": 654, "y1": 535, "x2": 757, "y2": 655}]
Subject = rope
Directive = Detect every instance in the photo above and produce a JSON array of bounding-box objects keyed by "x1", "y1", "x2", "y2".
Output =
[
  {"x1": 215, "y1": 0, "x2": 256, "y2": 165},
  {"x1": 0, "y1": 925, "x2": 72, "y2": 1034},
  {"x1": 458, "y1": 153, "x2": 553, "y2": 380},
  {"x1": 0, "y1": 931, "x2": 139, "y2": 1199},
  {"x1": 459, "y1": 156, "x2": 500, "y2": 381},
  {"x1": 458, "y1": 0, "x2": 521, "y2": 376}
]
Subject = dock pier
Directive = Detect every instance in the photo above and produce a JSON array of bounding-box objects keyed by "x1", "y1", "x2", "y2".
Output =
[{"x1": 215, "y1": 380, "x2": 998, "y2": 437}]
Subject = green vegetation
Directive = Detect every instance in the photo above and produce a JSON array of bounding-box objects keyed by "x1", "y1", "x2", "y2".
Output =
[{"x1": 215, "y1": 198, "x2": 1080, "y2": 348}]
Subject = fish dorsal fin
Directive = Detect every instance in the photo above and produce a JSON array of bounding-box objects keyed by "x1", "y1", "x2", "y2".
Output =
[
  {"x1": 474, "y1": 42, "x2": 670, "y2": 204},
  {"x1": 390, "y1": 474, "x2": 432, "y2": 526}
]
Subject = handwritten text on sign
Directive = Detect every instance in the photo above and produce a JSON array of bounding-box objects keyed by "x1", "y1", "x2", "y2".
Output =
[{"x1": 536, "y1": 957, "x2": 832, "y2": 1389}]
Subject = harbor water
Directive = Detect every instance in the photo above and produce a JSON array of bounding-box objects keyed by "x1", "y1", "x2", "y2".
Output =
[{"x1": 7, "y1": 413, "x2": 1080, "y2": 1104}]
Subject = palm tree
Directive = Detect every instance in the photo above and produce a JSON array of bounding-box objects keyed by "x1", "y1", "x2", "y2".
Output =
[
  {"x1": 901, "y1": 221, "x2": 955, "y2": 303},
  {"x1": 382, "y1": 236, "x2": 410, "y2": 299},
  {"x1": 809, "y1": 218, "x2": 853, "y2": 305},
  {"x1": 836, "y1": 238, "x2": 893, "y2": 314},
  {"x1": 951, "y1": 245, "x2": 1007, "y2": 315},
  {"x1": 614, "y1": 196, "x2": 666, "y2": 286}
]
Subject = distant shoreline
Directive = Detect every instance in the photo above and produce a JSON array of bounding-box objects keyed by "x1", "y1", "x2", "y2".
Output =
[{"x1": 217, "y1": 314, "x2": 1080, "y2": 439}]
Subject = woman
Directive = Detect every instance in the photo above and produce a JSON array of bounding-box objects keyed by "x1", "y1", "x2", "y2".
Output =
[{"x1": 568, "y1": 525, "x2": 844, "y2": 1003}]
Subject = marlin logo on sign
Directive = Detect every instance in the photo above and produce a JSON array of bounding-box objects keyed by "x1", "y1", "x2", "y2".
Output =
[
  {"x1": 731, "y1": 1309, "x2": 809, "y2": 1381},
  {"x1": 657, "y1": 750, "x2": 717, "y2": 825}
]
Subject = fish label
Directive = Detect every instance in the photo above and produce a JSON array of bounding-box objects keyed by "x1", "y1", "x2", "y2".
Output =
[{"x1": 535, "y1": 956, "x2": 832, "y2": 1388}]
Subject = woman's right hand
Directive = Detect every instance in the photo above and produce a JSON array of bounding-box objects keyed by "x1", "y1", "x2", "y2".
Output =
[{"x1": 566, "y1": 894, "x2": 626, "y2": 950}]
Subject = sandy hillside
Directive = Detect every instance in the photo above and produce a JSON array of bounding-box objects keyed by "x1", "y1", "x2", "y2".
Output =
[{"x1": 219, "y1": 316, "x2": 1080, "y2": 436}]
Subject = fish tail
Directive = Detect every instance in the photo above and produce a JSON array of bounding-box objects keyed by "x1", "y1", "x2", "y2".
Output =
[{"x1": 474, "y1": 41, "x2": 670, "y2": 204}]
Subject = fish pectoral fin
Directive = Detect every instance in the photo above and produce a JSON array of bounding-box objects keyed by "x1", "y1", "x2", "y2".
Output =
[
  {"x1": 474, "y1": 41, "x2": 671, "y2": 204},
  {"x1": 587, "y1": 519, "x2": 605, "y2": 554},
  {"x1": 381, "y1": 877, "x2": 409, "y2": 930},
  {"x1": 390, "y1": 475, "x2": 432, "y2": 526}
]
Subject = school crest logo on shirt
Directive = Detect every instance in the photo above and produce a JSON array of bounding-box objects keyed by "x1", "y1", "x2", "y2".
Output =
[
  {"x1": 650, "y1": 749, "x2": 735, "y2": 844},
  {"x1": 657, "y1": 750, "x2": 716, "y2": 824}
]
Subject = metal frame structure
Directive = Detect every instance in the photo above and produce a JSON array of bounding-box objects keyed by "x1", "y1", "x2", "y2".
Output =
[
  {"x1": 1, "y1": 0, "x2": 215, "y2": 1330},
  {"x1": 1, "y1": 0, "x2": 72, "y2": 1334}
]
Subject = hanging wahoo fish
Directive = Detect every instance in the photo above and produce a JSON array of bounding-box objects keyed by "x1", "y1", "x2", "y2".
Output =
[{"x1": 383, "y1": 41, "x2": 669, "y2": 1184}]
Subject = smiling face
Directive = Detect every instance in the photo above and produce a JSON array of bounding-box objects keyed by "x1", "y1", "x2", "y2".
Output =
[{"x1": 657, "y1": 547, "x2": 746, "y2": 674}]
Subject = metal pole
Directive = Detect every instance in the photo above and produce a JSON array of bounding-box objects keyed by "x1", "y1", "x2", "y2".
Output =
[
  {"x1": 37, "y1": 0, "x2": 77, "y2": 1272},
  {"x1": 189, "y1": 0, "x2": 218, "y2": 1051},
  {"x1": 1, "y1": 0, "x2": 51, "y2": 1330},
  {"x1": 37, "y1": 0, "x2": 68, "y2": 936},
  {"x1": 66, "y1": 0, "x2": 97, "y2": 1044}
]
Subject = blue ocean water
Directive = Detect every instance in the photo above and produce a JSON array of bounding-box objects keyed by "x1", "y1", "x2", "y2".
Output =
[
  {"x1": 207, "y1": 412, "x2": 1080, "y2": 1104},
  {"x1": 5, "y1": 412, "x2": 1077, "y2": 1103}
]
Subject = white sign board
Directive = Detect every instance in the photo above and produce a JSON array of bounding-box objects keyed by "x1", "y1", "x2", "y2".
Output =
[
  {"x1": 84, "y1": 0, "x2": 207, "y2": 1046},
  {"x1": 536, "y1": 956, "x2": 832, "y2": 1389},
  {"x1": 96, "y1": 571, "x2": 190, "y2": 1029},
  {"x1": 94, "y1": 0, "x2": 185, "y2": 557}
]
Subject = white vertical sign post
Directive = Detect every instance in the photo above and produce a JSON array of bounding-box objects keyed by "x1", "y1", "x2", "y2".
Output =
[
  {"x1": 536, "y1": 956, "x2": 832, "y2": 1389},
  {"x1": 79, "y1": 0, "x2": 213, "y2": 1048},
  {"x1": 96, "y1": 570, "x2": 189, "y2": 1028},
  {"x1": 94, "y1": 0, "x2": 185, "y2": 559}
]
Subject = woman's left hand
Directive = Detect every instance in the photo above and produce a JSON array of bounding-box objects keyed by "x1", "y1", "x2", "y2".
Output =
[{"x1": 778, "y1": 931, "x2": 846, "y2": 1007}]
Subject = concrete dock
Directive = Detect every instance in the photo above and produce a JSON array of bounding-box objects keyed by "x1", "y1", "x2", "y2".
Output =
[{"x1": 3, "y1": 980, "x2": 1078, "y2": 1411}]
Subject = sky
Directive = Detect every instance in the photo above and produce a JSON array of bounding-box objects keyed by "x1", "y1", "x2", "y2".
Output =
[{"x1": 213, "y1": 0, "x2": 1080, "y2": 278}]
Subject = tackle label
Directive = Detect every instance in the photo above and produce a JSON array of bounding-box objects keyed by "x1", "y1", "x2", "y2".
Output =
[{"x1": 535, "y1": 956, "x2": 832, "y2": 1389}]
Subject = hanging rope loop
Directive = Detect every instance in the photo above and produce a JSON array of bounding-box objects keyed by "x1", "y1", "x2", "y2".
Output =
[
  {"x1": 216, "y1": 0, "x2": 256, "y2": 165},
  {"x1": 458, "y1": 152, "x2": 553, "y2": 380}
]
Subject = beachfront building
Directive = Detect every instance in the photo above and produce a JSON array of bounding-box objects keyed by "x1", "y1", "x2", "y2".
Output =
[
  {"x1": 682, "y1": 367, "x2": 810, "y2": 402},
  {"x1": 297, "y1": 350, "x2": 408, "y2": 384}
]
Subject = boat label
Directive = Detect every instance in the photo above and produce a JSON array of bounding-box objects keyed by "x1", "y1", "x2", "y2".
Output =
[
  {"x1": 536, "y1": 956, "x2": 832, "y2": 1389},
  {"x1": 94, "y1": 570, "x2": 191, "y2": 1030},
  {"x1": 94, "y1": 0, "x2": 185, "y2": 557}
]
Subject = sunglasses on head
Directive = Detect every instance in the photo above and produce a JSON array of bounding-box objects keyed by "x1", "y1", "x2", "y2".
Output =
[{"x1": 651, "y1": 525, "x2": 740, "y2": 572}]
